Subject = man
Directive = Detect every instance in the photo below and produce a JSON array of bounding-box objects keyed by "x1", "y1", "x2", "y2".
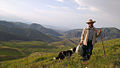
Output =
[{"x1": 80, "y1": 19, "x2": 101, "y2": 60}]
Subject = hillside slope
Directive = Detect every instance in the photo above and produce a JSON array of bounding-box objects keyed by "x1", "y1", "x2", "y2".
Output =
[
  {"x1": 64, "y1": 27, "x2": 120, "y2": 40},
  {"x1": 0, "y1": 21, "x2": 62, "y2": 36},
  {"x1": 0, "y1": 21, "x2": 61, "y2": 42},
  {"x1": 1, "y1": 38, "x2": 120, "y2": 68},
  {"x1": 0, "y1": 30, "x2": 29, "y2": 41},
  {"x1": 0, "y1": 46, "x2": 25, "y2": 61},
  {"x1": 30, "y1": 23, "x2": 62, "y2": 36}
]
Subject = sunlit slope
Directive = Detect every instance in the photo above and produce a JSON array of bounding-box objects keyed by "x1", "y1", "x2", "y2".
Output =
[{"x1": 1, "y1": 39, "x2": 120, "y2": 68}]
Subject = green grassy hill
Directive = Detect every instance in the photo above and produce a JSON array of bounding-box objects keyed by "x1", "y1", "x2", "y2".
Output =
[
  {"x1": 0, "y1": 40, "x2": 75, "y2": 61},
  {"x1": 0, "y1": 39, "x2": 120, "y2": 68},
  {"x1": 0, "y1": 46, "x2": 25, "y2": 61},
  {"x1": 0, "y1": 21, "x2": 62, "y2": 42}
]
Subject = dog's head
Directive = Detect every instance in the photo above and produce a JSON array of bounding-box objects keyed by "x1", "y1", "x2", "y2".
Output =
[
  {"x1": 70, "y1": 47, "x2": 76, "y2": 53},
  {"x1": 73, "y1": 47, "x2": 76, "y2": 52}
]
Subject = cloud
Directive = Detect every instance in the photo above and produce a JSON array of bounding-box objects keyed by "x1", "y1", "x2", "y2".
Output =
[
  {"x1": 74, "y1": 0, "x2": 99, "y2": 12},
  {"x1": 74, "y1": 0, "x2": 85, "y2": 6},
  {"x1": 56, "y1": 0, "x2": 64, "y2": 3},
  {"x1": 76, "y1": 6, "x2": 88, "y2": 10},
  {"x1": 89, "y1": 7, "x2": 99, "y2": 12},
  {"x1": 76, "y1": 6, "x2": 99, "y2": 12},
  {"x1": 74, "y1": 0, "x2": 120, "y2": 29},
  {"x1": 46, "y1": 5, "x2": 69, "y2": 9},
  {"x1": 74, "y1": 0, "x2": 120, "y2": 16},
  {"x1": 0, "y1": 0, "x2": 120, "y2": 29}
]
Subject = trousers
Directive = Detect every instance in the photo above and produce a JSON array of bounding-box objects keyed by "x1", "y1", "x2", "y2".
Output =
[{"x1": 82, "y1": 40, "x2": 93, "y2": 58}]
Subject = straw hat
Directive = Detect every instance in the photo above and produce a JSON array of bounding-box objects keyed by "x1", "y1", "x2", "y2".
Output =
[{"x1": 86, "y1": 19, "x2": 96, "y2": 24}]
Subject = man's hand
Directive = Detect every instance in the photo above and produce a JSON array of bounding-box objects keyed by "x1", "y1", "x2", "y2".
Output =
[
  {"x1": 98, "y1": 29, "x2": 102, "y2": 34},
  {"x1": 80, "y1": 42, "x2": 83, "y2": 45}
]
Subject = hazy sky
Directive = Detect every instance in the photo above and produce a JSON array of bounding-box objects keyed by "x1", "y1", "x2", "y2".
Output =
[{"x1": 0, "y1": 0, "x2": 120, "y2": 29}]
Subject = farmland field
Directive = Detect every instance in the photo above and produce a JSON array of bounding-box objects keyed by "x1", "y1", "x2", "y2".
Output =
[{"x1": 0, "y1": 39, "x2": 120, "y2": 68}]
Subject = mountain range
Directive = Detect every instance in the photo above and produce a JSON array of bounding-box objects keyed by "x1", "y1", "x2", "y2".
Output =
[
  {"x1": 0, "y1": 20, "x2": 120, "y2": 42},
  {"x1": 0, "y1": 20, "x2": 62, "y2": 42},
  {"x1": 63, "y1": 27, "x2": 120, "y2": 40}
]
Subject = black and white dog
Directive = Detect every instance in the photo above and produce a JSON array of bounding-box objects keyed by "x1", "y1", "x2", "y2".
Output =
[{"x1": 53, "y1": 47, "x2": 76, "y2": 60}]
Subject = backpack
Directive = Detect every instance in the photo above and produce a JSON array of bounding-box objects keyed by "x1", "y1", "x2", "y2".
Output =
[{"x1": 76, "y1": 44, "x2": 87, "y2": 56}]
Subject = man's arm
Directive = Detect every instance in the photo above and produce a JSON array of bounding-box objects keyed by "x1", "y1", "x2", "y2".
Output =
[{"x1": 80, "y1": 28, "x2": 85, "y2": 45}]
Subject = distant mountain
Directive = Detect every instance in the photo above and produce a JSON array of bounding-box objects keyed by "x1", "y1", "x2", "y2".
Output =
[
  {"x1": 101, "y1": 27, "x2": 120, "y2": 40},
  {"x1": 0, "y1": 21, "x2": 28, "y2": 28},
  {"x1": 0, "y1": 21, "x2": 62, "y2": 36},
  {"x1": 43, "y1": 25, "x2": 71, "y2": 33},
  {"x1": 64, "y1": 29, "x2": 82, "y2": 38},
  {"x1": 0, "y1": 20, "x2": 62, "y2": 42},
  {"x1": 64, "y1": 27, "x2": 120, "y2": 40},
  {"x1": 29, "y1": 23, "x2": 62, "y2": 36},
  {"x1": 0, "y1": 30, "x2": 29, "y2": 41}
]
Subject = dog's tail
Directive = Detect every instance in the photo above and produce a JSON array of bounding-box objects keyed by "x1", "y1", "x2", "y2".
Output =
[
  {"x1": 53, "y1": 57, "x2": 56, "y2": 60},
  {"x1": 53, "y1": 57, "x2": 60, "y2": 60}
]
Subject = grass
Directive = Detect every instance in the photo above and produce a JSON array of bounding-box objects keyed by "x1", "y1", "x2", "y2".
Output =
[
  {"x1": 0, "y1": 46, "x2": 25, "y2": 61},
  {"x1": 0, "y1": 48, "x2": 23, "y2": 56},
  {"x1": 0, "y1": 40, "x2": 75, "y2": 61},
  {"x1": 0, "y1": 38, "x2": 120, "y2": 68}
]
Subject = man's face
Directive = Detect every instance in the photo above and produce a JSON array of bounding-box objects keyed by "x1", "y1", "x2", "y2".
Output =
[{"x1": 88, "y1": 23, "x2": 93, "y2": 27}]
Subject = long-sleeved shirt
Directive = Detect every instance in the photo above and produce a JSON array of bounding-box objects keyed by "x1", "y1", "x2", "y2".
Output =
[
  {"x1": 80, "y1": 26, "x2": 101, "y2": 45},
  {"x1": 88, "y1": 27, "x2": 94, "y2": 40}
]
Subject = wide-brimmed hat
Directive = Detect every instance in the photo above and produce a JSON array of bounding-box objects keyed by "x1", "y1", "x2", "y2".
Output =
[{"x1": 86, "y1": 19, "x2": 96, "y2": 24}]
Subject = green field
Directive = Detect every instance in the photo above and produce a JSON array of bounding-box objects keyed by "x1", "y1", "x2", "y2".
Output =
[
  {"x1": 0, "y1": 46, "x2": 25, "y2": 61},
  {"x1": 0, "y1": 48, "x2": 23, "y2": 56},
  {"x1": 0, "y1": 39, "x2": 76, "y2": 61},
  {"x1": 0, "y1": 39, "x2": 120, "y2": 68}
]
